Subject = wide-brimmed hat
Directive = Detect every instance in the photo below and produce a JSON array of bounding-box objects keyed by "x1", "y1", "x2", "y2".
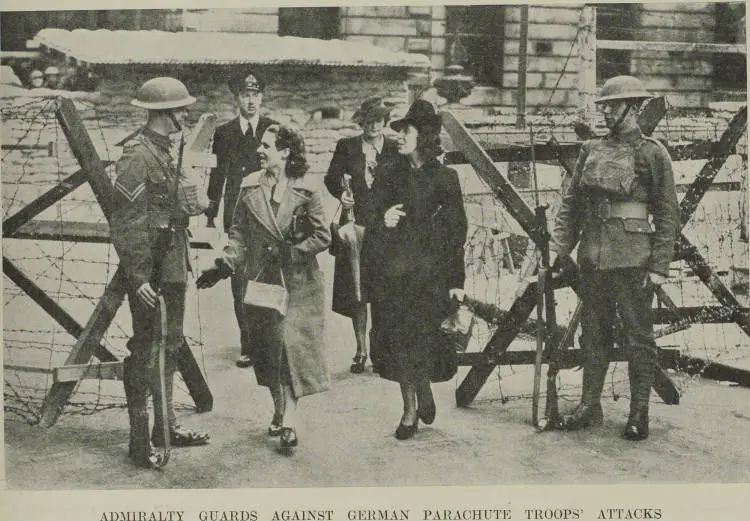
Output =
[
  {"x1": 352, "y1": 96, "x2": 392, "y2": 124},
  {"x1": 390, "y1": 99, "x2": 441, "y2": 133},
  {"x1": 228, "y1": 69, "x2": 265, "y2": 95}
]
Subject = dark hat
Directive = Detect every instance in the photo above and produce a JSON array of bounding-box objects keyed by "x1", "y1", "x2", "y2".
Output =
[
  {"x1": 228, "y1": 69, "x2": 265, "y2": 94},
  {"x1": 390, "y1": 99, "x2": 441, "y2": 133},
  {"x1": 352, "y1": 96, "x2": 392, "y2": 124}
]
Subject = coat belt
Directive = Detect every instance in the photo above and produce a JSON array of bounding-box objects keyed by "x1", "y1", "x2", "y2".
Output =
[{"x1": 591, "y1": 199, "x2": 649, "y2": 220}]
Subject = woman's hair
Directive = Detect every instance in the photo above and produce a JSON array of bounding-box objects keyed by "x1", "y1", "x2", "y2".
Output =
[
  {"x1": 416, "y1": 126, "x2": 444, "y2": 160},
  {"x1": 266, "y1": 124, "x2": 309, "y2": 179}
]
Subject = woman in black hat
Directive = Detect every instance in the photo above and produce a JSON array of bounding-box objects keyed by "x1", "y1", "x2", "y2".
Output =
[
  {"x1": 362, "y1": 100, "x2": 468, "y2": 439},
  {"x1": 324, "y1": 97, "x2": 399, "y2": 374}
]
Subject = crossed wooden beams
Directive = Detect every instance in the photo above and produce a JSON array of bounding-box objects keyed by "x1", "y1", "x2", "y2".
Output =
[
  {"x1": 442, "y1": 101, "x2": 749, "y2": 407},
  {"x1": 3, "y1": 98, "x2": 212, "y2": 426}
]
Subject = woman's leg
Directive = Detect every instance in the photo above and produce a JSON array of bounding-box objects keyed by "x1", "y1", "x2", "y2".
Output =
[
  {"x1": 350, "y1": 306, "x2": 368, "y2": 373},
  {"x1": 396, "y1": 382, "x2": 419, "y2": 439},
  {"x1": 415, "y1": 379, "x2": 436, "y2": 424}
]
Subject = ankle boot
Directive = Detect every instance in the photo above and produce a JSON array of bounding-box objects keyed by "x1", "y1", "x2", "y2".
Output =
[
  {"x1": 624, "y1": 359, "x2": 654, "y2": 441},
  {"x1": 561, "y1": 360, "x2": 607, "y2": 430}
]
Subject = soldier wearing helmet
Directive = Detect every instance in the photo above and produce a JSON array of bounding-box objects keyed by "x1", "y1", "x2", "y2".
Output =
[
  {"x1": 110, "y1": 77, "x2": 209, "y2": 468},
  {"x1": 550, "y1": 75, "x2": 679, "y2": 440},
  {"x1": 28, "y1": 69, "x2": 45, "y2": 89}
]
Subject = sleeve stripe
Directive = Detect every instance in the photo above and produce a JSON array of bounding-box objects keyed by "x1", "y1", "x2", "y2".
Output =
[{"x1": 114, "y1": 181, "x2": 146, "y2": 202}]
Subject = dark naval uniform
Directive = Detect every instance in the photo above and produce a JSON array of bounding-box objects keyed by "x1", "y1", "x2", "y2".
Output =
[
  {"x1": 206, "y1": 115, "x2": 277, "y2": 364},
  {"x1": 551, "y1": 125, "x2": 679, "y2": 430},
  {"x1": 111, "y1": 127, "x2": 196, "y2": 460}
]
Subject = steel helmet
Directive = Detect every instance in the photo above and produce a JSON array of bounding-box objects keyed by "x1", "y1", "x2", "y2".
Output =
[
  {"x1": 595, "y1": 75, "x2": 652, "y2": 104},
  {"x1": 30, "y1": 70, "x2": 44, "y2": 79},
  {"x1": 44, "y1": 66, "x2": 60, "y2": 76},
  {"x1": 131, "y1": 77, "x2": 196, "y2": 110}
]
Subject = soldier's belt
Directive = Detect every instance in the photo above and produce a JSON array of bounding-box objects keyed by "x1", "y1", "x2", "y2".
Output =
[{"x1": 592, "y1": 199, "x2": 649, "y2": 220}]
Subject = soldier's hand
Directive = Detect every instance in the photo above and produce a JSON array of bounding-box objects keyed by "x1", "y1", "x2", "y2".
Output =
[
  {"x1": 548, "y1": 250, "x2": 559, "y2": 271},
  {"x1": 204, "y1": 200, "x2": 219, "y2": 220},
  {"x1": 384, "y1": 204, "x2": 405, "y2": 228},
  {"x1": 341, "y1": 192, "x2": 355, "y2": 211},
  {"x1": 196, "y1": 267, "x2": 222, "y2": 289},
  {"x1": 136, "y1": 282, "x2": 158, "y2": 308},
  {"x1": 206, "y1": 216, "x2": 216, "y2": 228},
  {"x1": 644, "y1": 271, "x2": 667, "y2": 288}
]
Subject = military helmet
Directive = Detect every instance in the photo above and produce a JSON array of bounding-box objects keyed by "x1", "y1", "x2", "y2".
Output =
[
  {"x1": 30, "y1": 70, "x2": 44, "y2": 79},
  {"x1": 131, "y1": 77, "x2": 196, "y2": 110},
  {"x1": 44, "y1": 66, "x2": 60, "y2": 76},
  {"x1": 595, "y1": 75, "x2": 652, "y2": 104}
]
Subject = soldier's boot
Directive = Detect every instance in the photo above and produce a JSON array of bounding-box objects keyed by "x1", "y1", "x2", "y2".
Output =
[
  {"x1": 151, "y1": 369, "x2": 209, "y2": 448},
  {"x1": 123, "y1": 357, "x2": 160, "y2": 468},
  {"x1": 624, "y1": 359, "x2": 654, "y2": 441},
  {"x1": 560, "y1": 360, "x2": 607, "y2": 430}
]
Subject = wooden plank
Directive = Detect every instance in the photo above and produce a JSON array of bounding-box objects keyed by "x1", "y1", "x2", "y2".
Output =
[
  {"x1": 441, "y1": 110, "x2": 543, "y2": 246},
  {"x1": 458, "y1": 347, "x2": 682, "y2": 369},
  {"x1": 679, "y1": 106, "x2": 747, "y2": 227},
  {"x1": 39, "y1": 268, "x2": 127, "y2": 427},
  {"x1": 176, "y1": 339, "x2": 213, "y2": 413},
  {"x1": 2, "y1": 167, "x2": 94, "y2": 236},
  {"x1": 2, "y1": 257, "x2": 118, "y2": 366},
  {"x1": 9, "y1": 220, "x2": 217, "y2": 249},
  {"x1": 598, "y1": 39, "x2": 745, "y2": 54},
  {"x1": 653, "y1": 306, "x2": 749, "y2": 325},
  {"x1": 681, "y1": 358, "x2": 750, "y2": 387},
  {"x1": 55, "y1": 98, "x2": 114, "y2": 220},
  {"x1": 54, "y1": 361, "x2": 123, "y2": 383},
  {"x1": 3, "y1": 365, "x2": 54, "y2": 375}
]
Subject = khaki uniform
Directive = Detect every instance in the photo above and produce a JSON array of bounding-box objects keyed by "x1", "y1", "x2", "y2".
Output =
[
  {"x1": 551, "y1": 126, "x2": 679, "y2": 418},
  {"x1": 110, "y1": 127, "x2": 199, "y2": 458}
]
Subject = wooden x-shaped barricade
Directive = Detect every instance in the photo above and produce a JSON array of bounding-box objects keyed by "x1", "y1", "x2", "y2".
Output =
[
  {"x1": 441, "y1": 100, "x2": 749, "y2": 407},
  {"x1": 3, "y1": 98, "x2": 214, "y2": 426}
]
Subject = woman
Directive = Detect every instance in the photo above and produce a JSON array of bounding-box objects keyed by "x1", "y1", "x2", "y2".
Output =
[
  {"x1": 363, "y1": 100, "x2": 468, "y2": 440},
  {"x1": 198, "y1": 124, "x2": 331, "y2": 451},
  {"x1": 324, "y1": 96, "x2": 399, "y2": 373}
]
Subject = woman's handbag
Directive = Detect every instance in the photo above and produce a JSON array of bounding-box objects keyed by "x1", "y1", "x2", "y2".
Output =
[
  {"x1": 243, "y1": 266, "x2": 289, "y2": 316},
  {"x1": 440, "y1": 301, "x2": 476, "y2": 353}
]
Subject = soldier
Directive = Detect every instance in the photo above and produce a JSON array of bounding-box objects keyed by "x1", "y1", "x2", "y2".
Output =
[
  {"x1": 43, "y1": 66, "x2": 61, "y2": 89},
  {"x1": 206, "y1": 69, "x2": 278, "y2": 368},
  {"x1": 550, "y1": 75, "x2": 679, "y2": 440},
  {"x1": 111, "y1": 77, "x2": 210, "y2": 468}
]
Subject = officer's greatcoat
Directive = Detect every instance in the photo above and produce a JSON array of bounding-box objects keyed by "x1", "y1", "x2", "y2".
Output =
[{"x1": 219, "y1": 170, "x2": 331, "y2": 398}]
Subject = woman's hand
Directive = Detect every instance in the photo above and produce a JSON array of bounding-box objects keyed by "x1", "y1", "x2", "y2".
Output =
[
  {"x1": 341, "y1": 192, "x2": 355, "y2": 211},
  {"x1": 136, "y1": 282, "x2": 158, "y2": 308},
  {"x1": 384, "y1": 204, "x2": 406, "y2": 228}
]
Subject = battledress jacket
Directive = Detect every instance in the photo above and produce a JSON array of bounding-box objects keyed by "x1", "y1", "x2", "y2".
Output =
[
  {"x1": 551, "y1": 127, "x2": 679, "y2": 276},
  {"x1": 218, "y1": 170, "x2": 332, "y2": 397},
  {"x1": 110, "y1": 128, "x2": 195, "y2": 291}
]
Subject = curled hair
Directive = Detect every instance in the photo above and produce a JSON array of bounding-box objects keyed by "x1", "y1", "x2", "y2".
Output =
[
  {"x1": 416, "y1": 127, "x2": 444, "y2": 160},
  {"x1": 265, "y1": 124, "x2": 309, "y2": 179}
]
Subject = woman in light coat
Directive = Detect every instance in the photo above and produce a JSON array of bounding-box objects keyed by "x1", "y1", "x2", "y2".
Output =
[{"x1": 198, "y1": 124, "x2": 331, "y2": 451}]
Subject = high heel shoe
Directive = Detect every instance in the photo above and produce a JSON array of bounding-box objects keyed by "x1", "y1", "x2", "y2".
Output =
[
  {"x1": 280, "y1": 427, "x2": 298, "y2": 448},
  {"x1": 268, "y1": 413, "x2": 283, "y2": 437},
  {"x1": 350, "y1": 354, "x2": 367, "y2": 374},
  {"x1": 417, "y1": 401, "x2": 436, "y2": 425},
  {"x1": 394, "y1": 421, "x2": 419, "y2": 440}
]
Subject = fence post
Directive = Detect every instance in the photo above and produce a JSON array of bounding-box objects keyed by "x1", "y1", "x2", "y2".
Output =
[{"x1": 577, "y1": 5, "x2": 597, "y2": 128}]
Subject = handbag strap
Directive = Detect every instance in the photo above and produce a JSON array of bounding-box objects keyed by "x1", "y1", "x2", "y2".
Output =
[{"x1": 253, "y1": 265, "x2": 286, "y2": 289}]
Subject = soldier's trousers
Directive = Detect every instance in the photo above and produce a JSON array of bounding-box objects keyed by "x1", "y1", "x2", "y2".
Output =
[
  {"x1": 231, "y1": 273, "x2": 254, "y2": 359},
  {"x1": 579, "y1": 267, "x2": 658, "y2": 410},
  {"x1": 124, "y1": 283, "x2": 186, "y2": 455}
]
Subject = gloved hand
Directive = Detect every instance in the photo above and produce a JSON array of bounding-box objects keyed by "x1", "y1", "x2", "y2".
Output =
[
  {"x1": 263, "y1": 243, "x2": 292, "y2": 264},
  {"x1": 204, "y1": 200, "x2": 219, "y2": 220},
  {"x1": 196, "y1": 266, "x2": 222, "y2": 289}
]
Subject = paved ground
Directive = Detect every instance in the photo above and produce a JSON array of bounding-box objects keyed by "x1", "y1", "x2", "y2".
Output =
[{"x1": 4, "y1": 245, "x2": 750, "y2": 489}]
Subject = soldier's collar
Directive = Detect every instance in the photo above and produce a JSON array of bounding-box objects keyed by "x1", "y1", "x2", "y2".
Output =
[
  {"x1": 609, "y1": 125, "x2": 643, "y2": 143},
  {"x1": 140, "y1": 127, "x2": 172, "y2": 151}
]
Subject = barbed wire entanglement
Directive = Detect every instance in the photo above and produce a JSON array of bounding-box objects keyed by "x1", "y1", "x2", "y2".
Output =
[
  {"x1": 2, "y1": 94, "x2": 208, "y2": 424},
  {"x1": 450, "y1": 101, "x2": 748, "y2": 409}
]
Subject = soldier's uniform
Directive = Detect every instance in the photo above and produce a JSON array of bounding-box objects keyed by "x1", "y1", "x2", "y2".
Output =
[
  {"x1": 551, "y1": 76, "x2": 679, "y2": 439},
  {"x1": 110, "y1": 77, "x2": 208, "y2": 467}
]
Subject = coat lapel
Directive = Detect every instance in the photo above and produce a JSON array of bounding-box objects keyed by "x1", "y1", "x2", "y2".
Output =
[
  {"x1": 275, "y1": 179, "x2": 310, "y2": 235},
  {"x1": 243, "y1": 183, "x2": 285, "y2": 241}
]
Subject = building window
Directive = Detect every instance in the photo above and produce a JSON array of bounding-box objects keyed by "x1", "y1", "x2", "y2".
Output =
[
  {"x1": 445, "y1": 5, "x2": 505, "y2": 88},
  {"x1": 713, "y1": 2, "x2": 746, "y2": 93},
  {"x1": 278, "y1": 7, "x2": 340, "y2": 40},
  {"x1": 596, "y1": 4, "x2": 639, "y2": 83}
]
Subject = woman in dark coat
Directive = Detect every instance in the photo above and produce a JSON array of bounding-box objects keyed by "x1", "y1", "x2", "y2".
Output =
[
  {"x1": 363, "y1": 100, "x2": 468, "y2": 440},
  {"x1": 324, "y1": 96, "x2": 399, "y2": 373},
  {"x1": 198, "y1": 125, "x2": 331, "y2": 451}
]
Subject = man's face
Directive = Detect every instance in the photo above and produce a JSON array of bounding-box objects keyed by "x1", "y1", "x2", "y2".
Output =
[
  {"x1": 168, "y1": 107, "x2": 189, "y2": 133},
  {"x1": 235, "y1": 90, "x2": 263, "y2": 119},
  {"x1": 258, "y1": 132, "x2": 288, "y2": 173},
  {"x1": 45, "y1": 74, "x2": 60, "y2": 88},
  {"x1": 599, "y1": 100, "x2": 629, "y2": 129},
  {"x1": 361, "y1": 118, "x2": 386, "y2": 141}
]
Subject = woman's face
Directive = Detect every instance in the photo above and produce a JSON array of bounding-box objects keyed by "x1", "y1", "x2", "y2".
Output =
[
  {"x1": 396, "y1": 124, "x2": 419, "y2": 156},
  {"x1": 361, "y1": 118, "x2": 386, "y2": 141}
]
